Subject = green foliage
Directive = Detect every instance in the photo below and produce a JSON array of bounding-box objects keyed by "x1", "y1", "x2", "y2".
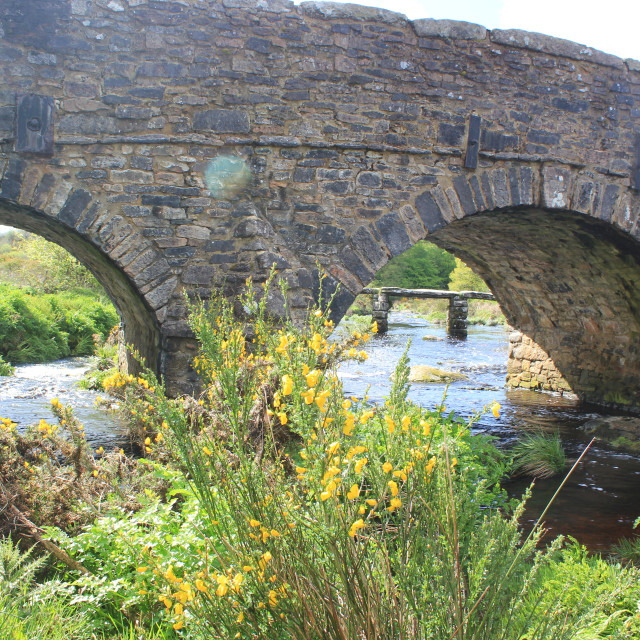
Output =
[
  {"x1": 519, "y1": 540, "x2": 640, "y2": 639},
  {"x1": 46, "y1": 464, "x2": 196, "y2": 637},
  {"x1": 611, "y1": 535, "x2": 640, "y2": 565},
  {"x1": 0, "y1": 537, "x2": 87, "y2": 639},
  {"x1": 448, "y1": 257, "x2": 490, "y2": 292},
  {"x1": 78, "y1": 330, "x2": 120, "y2": 390},
  {"x1": 0, "y1": 283, "x2": 118, "y2": 363},
  {"x1": 372, "y1": 241, "x2": 456, "y2": 289},
  {"x1": 510, "y1": 431, "x2": 567, "y2": 479},
  {"x1": 0, "y1": 283, "x2": 71, "y2": 363},
  {"x1": 2, "y1": 275, "x2": 636, "y2": 640},
  {"x1": 16, "y1": 232, "x2": 101, "y2": 293},
  {"x1": 0, "y1": 355, "x2": 14, "y2": 376}
]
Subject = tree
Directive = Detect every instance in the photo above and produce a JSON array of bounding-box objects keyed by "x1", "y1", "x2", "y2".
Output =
[
  {"x1": 16, "y1": 233, "x2": 100, "y2": 293},
  {"x1": 447, "y1": 258, "x2": 489, "y2": 292},
  {"x1": 371, "y1": 241, "x2": 456, "y2": 289}
]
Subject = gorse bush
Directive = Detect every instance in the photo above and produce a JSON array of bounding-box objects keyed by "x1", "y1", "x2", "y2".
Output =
[
  {"x1": 83, "y1": 272, "x2": 637, "y2": 640},
  {"x1": 2, "y1": 272, "x2": 638, "y2": 639}
]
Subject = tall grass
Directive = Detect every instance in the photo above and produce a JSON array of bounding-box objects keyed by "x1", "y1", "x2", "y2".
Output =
[{"x1": 511, "y1": 431, "x2": 567, "y2": 479}]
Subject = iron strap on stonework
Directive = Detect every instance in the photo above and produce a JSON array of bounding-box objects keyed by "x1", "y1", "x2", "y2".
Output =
[
  {"x1": 15, "y1": 94, "x2": 54, "y2": 156},
  {"x1": 635, "y1": 135, "x2": 640, "y2": 191},
  {"x1": 464, "y1": 115, "x2": 481, "y2": 170}
]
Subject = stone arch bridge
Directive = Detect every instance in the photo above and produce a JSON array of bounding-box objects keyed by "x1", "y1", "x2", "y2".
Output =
[{"x1": 0, "y1": 0, "x2": 639, "y2": 411}]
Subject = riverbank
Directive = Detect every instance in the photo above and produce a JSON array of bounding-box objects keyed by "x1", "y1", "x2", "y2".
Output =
[{"x1": 0, "y1": 283, "x2": 118, "y2": 366}]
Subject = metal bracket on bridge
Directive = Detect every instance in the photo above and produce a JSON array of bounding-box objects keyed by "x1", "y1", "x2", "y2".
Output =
[
  {"x1": 464, "y1": 115, "x2": 481, "y2": 170},
  {"x1": 634, "y1": 135, "x2": 640, "y2": 191},
  {"x1": 15, "y1": 94, "x2": 55, "y2": 155}
]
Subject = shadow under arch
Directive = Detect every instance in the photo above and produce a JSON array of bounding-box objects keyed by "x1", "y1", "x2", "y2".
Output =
[
  {"x1": 426, "y1": 206, "x2": 640, "y2": 412},
  {"x1": 0, "y1": 198, "x2": 161, "y2": 375}
]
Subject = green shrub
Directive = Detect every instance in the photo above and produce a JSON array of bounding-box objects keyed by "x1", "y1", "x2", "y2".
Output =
[
  {"x1": 611, "y1": 535, "x2": 640, "y2": 565},
  {"x1": 0, "y1": 355, "x2": 14, "y2": 376},
  {"x1": 518, "y1": 540, "x2": 640, "y2": 639},
  {"x1": 0, "y1": 283, "x2": 118, "y2": 363},
  {"x1": 372, "y1": 241, "x2": 456, "y2": 289},
  {"x1": 0, "y1": 537, "x2": 89, "y2": 639},
  {"x1": 0, "y1": 284, "x2": 71, "y2": 363},
  {"x1": 89, "y1": 273, "x2": 632, "y2": 640},
  {"x1": 448, "y1": 257, "x2": 489, "y2": 292},
  {"x1": 5, "y1": 273, "x2": 635, "y2": 640}
]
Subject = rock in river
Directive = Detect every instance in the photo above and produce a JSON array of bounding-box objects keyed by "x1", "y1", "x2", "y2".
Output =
[{"x1": 407, "y1": 365, "x2": 468, "y2": 383}]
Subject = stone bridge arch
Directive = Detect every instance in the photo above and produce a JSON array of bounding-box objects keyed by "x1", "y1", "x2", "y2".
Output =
[
  {"x1": 0, "y1": 169, "x2": 163, "y2": 375},
  {"x1": 0, "y1": 0, "x2": 639, "y2": 406},
  {"x1": 338, "y1": 162, "x2": 640, "y2": 411}
]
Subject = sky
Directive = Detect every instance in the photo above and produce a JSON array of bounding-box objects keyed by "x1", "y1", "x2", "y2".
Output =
[{"x1": 294, "y1": 0, "x2": 640, "y2": 62}]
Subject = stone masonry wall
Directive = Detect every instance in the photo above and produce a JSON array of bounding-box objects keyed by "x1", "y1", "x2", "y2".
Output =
[
  {"x1": 506, "y1": 329, "x2": 572, "y2": 394},
  {"x1": 0, "y1": 0, "x2": 639, "y2": 408}
]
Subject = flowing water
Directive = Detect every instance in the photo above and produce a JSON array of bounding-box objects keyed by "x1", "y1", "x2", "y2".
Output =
[
  {"x1": 1, "y1": 314, "x2": 638, "y2": 551},
  {"x1": 0, "y1": 357, "x2": 128, "y2": 450},
  {"x1": 337, "y1": 311, "x2": 640, "y2": 551}
]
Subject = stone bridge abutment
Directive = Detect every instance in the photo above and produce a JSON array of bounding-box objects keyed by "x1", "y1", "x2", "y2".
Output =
[{"x1": 0, "y1": 0, "x2": 639, "y2": 410}]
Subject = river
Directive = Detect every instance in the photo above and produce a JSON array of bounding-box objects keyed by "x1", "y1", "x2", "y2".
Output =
[
  {"x1": 1, "y1": 314, "x2": 638, "y2": 551},
  {"x1": 0, "y1": 357, "x2": 128, "y2": 450},
  {"x1": 338, "y1": 311, "x2": 640, "y2": 551}
]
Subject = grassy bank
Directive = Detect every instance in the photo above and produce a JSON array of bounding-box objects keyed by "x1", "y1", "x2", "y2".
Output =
[
  {"x1": 0, "y1": 275, "x2": 637, "y2": 639},
  {"x1": 0, "y1": 283, "x2": 118, "y2": 364},
  {"x1": 0, "y1": 231, "x2": 119, "y2": 366}
]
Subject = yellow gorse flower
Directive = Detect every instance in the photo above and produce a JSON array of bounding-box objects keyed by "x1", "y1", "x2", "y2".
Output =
[
  {"x1": 305, "y1": 369, "x2": 320, "y2": 388},
  {"x1": 315, "y1": 389, "x2": 330, "y2": 412},
  {"x1": 354, "y1": 457, "x2": 368, "y2": 474},
  {"x1": 343, "y1": 412, "x2": 355, "y2": 436},
  {"x1": 384, "y1": 415, "x2": 396, "y2": 434},
  {"x1": 346, "y1": 484, "x2": 360, "y2": 500},
  {"x1": 282, "y1": 374, "x2": 294, "y2": 395},
  {"x1": 348, "y1": 519, "x2": 365, "y2": 537},
  {"x1": 275, "y1": 335, "x2": 289, "y2": 354},
  {"x1": 301, "y1": 389, "x2": 315, "y2": 405},
  {"x1": 326, "y1": 441, "x2": 340, "y2": 456},
  {"x1": 346, "y1": 445, "x2": 366, "y2": 460}
]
